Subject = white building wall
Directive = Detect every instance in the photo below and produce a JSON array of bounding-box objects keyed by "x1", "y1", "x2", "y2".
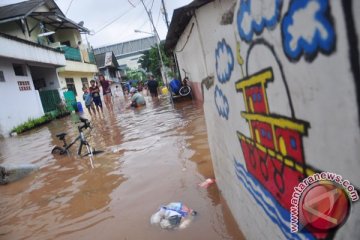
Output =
[
  {"x1": 0, "y1": 58, "x2": 44, "y2": 137},
  {"x1": 57, "y1": 71, "x2": 95, "y2": 102},
  {"x1": 175, "y1": 17, "x2": 206, "y2": 85},
  {"x1": 0, "y1": 35, "x2": 66, "y2": 66},
  {"x1": 174, "y1": 0, "x2": 360, "y2": 239}
]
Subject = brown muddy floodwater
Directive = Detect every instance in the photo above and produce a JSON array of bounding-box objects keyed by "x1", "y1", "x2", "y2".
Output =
[{"x1": 0, "y1": 95, "x2": 244, "y2": 240}]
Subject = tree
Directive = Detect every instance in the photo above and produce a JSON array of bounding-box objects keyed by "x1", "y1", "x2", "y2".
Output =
[
  {"x1": 126, "y1": 68, "x2": 145, "y2": 81},
  {"x1": 138, "y1": 42, "x2": 171, "y2": 80}
]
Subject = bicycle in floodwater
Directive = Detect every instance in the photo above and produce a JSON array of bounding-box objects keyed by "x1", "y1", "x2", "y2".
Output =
[
  {"x1": 179, "y1": 69, "x2": 192, "y2": 97},
  {"x1": 169, "y1": 69, "x2": 193, "y2": 102},
  {"x1": 52, "y1": 117, "x2": 103, "y2": 167}
]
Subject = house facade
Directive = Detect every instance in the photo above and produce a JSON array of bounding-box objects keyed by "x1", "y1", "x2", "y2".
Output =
[
  {"x1": 0, "y1": 0, "x2": 98, "y2": 136},
  {"x1": 0, "y1": 32, "x2": 65, "y2": 137},
  {"x1": 166, "y1": 0, "x2": 360, "y2": 239},
  {"x1": 94, "y1": 36, "x2": 157, "y2": 72},
  {"x1": 94, "y1": 51, "x2": 121, "y2": 82}
]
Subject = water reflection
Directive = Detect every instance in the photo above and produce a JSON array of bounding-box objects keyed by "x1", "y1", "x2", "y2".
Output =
[{"x1": 0, "y1": 96, "x2": 244, "y2": 240}]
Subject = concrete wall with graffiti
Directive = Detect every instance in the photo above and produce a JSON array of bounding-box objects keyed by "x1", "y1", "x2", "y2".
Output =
[{"x1": 174, "y1": 0, "x2": 360, "y2": 239}]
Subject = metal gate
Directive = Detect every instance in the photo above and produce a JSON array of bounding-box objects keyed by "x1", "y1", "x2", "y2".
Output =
[{"x1": 39, "y1": 90, "x2": 61, "y2": 113}]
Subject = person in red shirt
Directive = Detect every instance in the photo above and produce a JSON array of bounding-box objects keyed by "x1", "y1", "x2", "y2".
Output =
[{"x1": 98, "y1": 75, "x2": 113, "y2": 111}]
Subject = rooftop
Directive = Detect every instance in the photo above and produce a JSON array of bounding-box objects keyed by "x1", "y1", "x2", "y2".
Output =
[
  {"x1": 93, "y1": 36, "x2": 157, "y2": 58},
  {"x1": 165, "y1": 0, "x2": 214, "y2": 51},
  {"x1": 0, "y1": 0, "x2": 89, "y2": 33}
]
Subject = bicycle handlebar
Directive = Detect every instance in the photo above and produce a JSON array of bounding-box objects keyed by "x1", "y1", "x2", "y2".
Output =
[{"x1": 78, "y1": 117, "x2": 91, "y2": 131}]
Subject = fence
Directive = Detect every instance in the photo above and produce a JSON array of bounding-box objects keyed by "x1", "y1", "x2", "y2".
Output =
[{"x1": 60, "y1": 46, "x2": 82, "y2": 62}]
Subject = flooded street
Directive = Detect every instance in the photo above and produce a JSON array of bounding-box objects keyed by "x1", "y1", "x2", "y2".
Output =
[{"x1": 0, "y1": 96, "x2": 244, "y2": 240}]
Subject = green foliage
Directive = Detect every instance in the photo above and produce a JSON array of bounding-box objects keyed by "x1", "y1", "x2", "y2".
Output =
[
  {"x1": 10, "y1": 101, "x2": 72, "y2": 135},
  {"x1": 55, "y1": 101, "x2": 71, "y2": 118},
  {"x1": 126, "y1": 68, "x2": 145, "y2": 82},
  {"x1": 138, "y1": 42, "x2": 171, "y2": 80},
  {"x1": 11, "y1": 114, "x2": 54, "y2": 134}
]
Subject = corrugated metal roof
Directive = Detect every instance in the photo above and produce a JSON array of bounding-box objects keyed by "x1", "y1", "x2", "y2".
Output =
[
  {"x1": 93, "y1": 36, "x2": 157, "y2": 57},
  {"x1": 165, "y1": 0, "x2": 214, "y2": 51}
]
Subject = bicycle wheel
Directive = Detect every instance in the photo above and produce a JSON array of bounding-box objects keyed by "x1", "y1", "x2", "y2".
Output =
[
  {"x1": 179, "y1": 86, "x2": 191, "y2": 96},
  {"x1": 51, "y1": 146, "x2": 67, "y2": 155}
]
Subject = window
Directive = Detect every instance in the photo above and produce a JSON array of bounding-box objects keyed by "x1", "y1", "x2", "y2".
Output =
[
  {"x1": 65, "y1": 78, "x2": 77, "y2": 96},
  {"x1": 290, "y1": 137, "x2": 297, "y2": 150},
  {"x1": 81, "y1": 77, "x2": 89, "y2": 88},
  {"x1": 0, "y1": 71, "x2": 5, "y2": 82},
  {"x1": 61, "y1": 41, "x2": 71, "y2": 47},
  {"x1": 34, "y1": 78, "x2": 46, "y2": 90},
  {"x1": 13, "y1": 64, "x2": 27, "y2": 76}
]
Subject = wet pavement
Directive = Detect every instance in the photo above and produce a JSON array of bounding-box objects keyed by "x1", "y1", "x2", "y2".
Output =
[{"x1": 0, "y1": 94, "x2": 244, "y2": 240}]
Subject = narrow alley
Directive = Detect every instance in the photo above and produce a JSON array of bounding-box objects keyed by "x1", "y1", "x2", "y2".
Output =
[{"x1": 0, "y1": 96, "x2": 244, "y2": 240}]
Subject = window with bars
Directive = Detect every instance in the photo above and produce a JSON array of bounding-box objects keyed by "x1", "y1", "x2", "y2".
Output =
[
  {"x1": 65, "y1": 78, "x2": 77, "y2": 96},
  {"x1": 81, "y1": 77, "x2": 89, "y2": 88}
]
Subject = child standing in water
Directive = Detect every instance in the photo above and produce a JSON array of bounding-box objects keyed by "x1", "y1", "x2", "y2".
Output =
[
  {"x1": 83, "y1": 87, "x2": 95, "y2": 115},
  {"x1": 89, "y1": 80, "x2": 103, "y2": 112}
]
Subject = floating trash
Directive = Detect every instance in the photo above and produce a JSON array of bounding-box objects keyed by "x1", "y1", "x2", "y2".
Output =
[
  {"x1": 198, "y1": 178, "x2": 215, "y2": 188},
  {"x1": 150, "y1": 202, "x2": 197, "y2": 230}
]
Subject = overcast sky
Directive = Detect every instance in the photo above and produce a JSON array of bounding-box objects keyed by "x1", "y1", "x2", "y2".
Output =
[{"x1": 1, "y1": 0, "x2": 192, "y2": 47}]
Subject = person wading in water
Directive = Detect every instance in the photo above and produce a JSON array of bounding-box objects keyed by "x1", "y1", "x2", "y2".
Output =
[
  {"x1": 147, "y1": 74, "x2": 159, "y2": 98},
  {"x1": 98, "y1": 75, "x2": 113, "y2": 111}
]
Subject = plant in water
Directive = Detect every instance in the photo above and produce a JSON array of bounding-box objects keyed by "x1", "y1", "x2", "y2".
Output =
[{"x1": 11, "y1": 114, "x2": 54, "y2": 134}]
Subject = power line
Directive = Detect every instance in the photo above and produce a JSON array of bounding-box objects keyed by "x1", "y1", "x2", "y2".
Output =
[
  {"x1": 149, "y1": 0, "x2": 155, "y2": 11},
  {"x1": 156, "y1": 6, "x2": 161, "y2": 27},
  {"x1": 94, "y1": 10, "x2": 131, "y2": 35},
  {"x1": 92, "y1": 0, "x2": 145, "y2": 35},
  {"x1": 65, "y1": 0, "x2": 75, "y2": 15},
  {"x1": 128, "y1": 0, "x2": 136, "y2": 7}
]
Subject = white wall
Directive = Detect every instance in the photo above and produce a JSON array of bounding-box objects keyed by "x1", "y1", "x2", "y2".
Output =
[
  {"x1": 174, "y1": 0, "x2": 360, "y2": 239},
  {"x1": 0, "y1": 35, "x2": 66, "y2": 67},
  {"x1": 0, "y1": 58, "x2": 44, "y2": 137}
]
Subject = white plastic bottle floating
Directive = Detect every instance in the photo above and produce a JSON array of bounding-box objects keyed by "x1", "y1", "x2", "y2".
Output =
[{"x1": 150, "y1": 202, "x2": 197, "y2": 230}]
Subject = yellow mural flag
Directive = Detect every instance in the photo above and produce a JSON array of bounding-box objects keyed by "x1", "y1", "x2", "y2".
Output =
[{"x1": 236, "y1": 42, "x2": 244, "y2": 65}]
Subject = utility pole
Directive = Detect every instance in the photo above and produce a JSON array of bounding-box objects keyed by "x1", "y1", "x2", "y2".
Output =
[
  {"x1": 139, "y1": 0, "x2": 168, "y2": 87},
  {"x1": 161, "y1": 0, "x2": 170, "y2": 29},
  {"x1": 160, "y1": 0, "x2": 180, "y2": 79}
]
